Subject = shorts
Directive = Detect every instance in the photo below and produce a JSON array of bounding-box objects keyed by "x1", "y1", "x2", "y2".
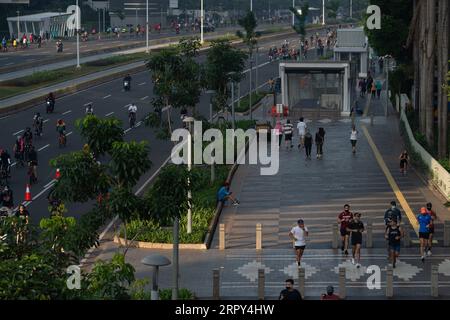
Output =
[
  {"x1": 428, "y1": 227, "x2": 434, "y2": 234},
  {"x1": 419, "y1": 232, "x2": 430, "y2": 239},
  {"x1": 285, "y1": 134, "x2": 292, "y2": 141},
  {"x1": 389, "y1": 244, "x2": 401, "y2": 253},
  {"x1": 400, "y1": 160, "x2": 408, "y2": 168},
  {"x1": 351, "y1": 234, "x2": 362, "y2": 245},
  {"x1": 295, "y1": 245, "x2": 306, "y2": 250},
  {"x1": 351, "y1": 140, "x2": 357, "y2": 147},
  {"x1": 340, "y1": 228, "x2": 350, "y2": 237}
]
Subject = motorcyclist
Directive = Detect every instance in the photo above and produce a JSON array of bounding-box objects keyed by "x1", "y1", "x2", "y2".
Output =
[
  {"x1": 23, "y1": 127, "x2": 33, "y2": 147},
  {"x1": 13, "y1": 136, "x2": 25, "y2": 166},
  {"x1": 123, "y1": 74, "x2": 132, "y2": 90},
  {"x1": 128, "y1": 103, "x2": 137, "y2": 127},
  {"x1": 0, "y1": 149, "x2": 11, "y2": 177},
  {"x1": 33, "y1": 112, "x2": 43, "y2": 136},
  {"x1": 46, "y1": 92, "x2": 55, "y2": 113},
  {"x1": 1, "y1": 186, "x2": 14, "y2": 209},
  {"x1": 85, "y1": 103, "x2": 94, "y2": 115},
  {"x1": 27, "y1": 145, "x2": 38, "y2": 182}
]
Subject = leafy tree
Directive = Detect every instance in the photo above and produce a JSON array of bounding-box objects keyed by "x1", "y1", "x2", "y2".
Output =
[
  {"x1": 326, "y1": 0, "x2": 340, "y2": 18},
  {"x1": 236, "y1": 10, "x2": 259, "y2": 57},
  {"x1": 289, "y1": 3, "x2": 309, "y2": 41},
  {"x1": 76, "y1": 115, "x2": 124, "y2": 158},
  {"x1": 205, "y1": 39, "x2": 248, "y2": 114}
]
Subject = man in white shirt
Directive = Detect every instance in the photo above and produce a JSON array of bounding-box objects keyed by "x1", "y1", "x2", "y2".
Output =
[
  {"x1": 289, "y1": 219, "x2": 309, "y2": 267},
  {"x1": 297, "y1": 117, "x2": 307, "y2": 149}
]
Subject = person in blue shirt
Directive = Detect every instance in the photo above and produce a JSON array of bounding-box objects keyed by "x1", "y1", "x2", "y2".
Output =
[
  {"x1": 217, "y1": 181, "x2": 239, "y2": 206},
  {"x1": 417, "y1": 207, "x2": 432, "y2": 262}
]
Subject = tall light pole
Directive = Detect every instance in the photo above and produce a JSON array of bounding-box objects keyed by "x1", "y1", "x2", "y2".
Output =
[
  {"x1": 183, "y1": 117, "x2": 195, "y2": 234},
  {"x1": 200, "y1": 0, "x2": 204, "y2": 44},
  {"x1": 322, "y1": 0, "x2": 325, "y2": 25},
  {"x1": 292, "y1": 0, "x2": 295, "y2": 26},
  {"x1": 16, "y1": 11, "x2": 20, "y2": 37},
  {"x1": 250, "y1": 0, "x2": 253, "y2": 12},
  {"x1": 146, "y1": 0, "x2": 149, "y2": 52},
  {"x1": 76, "y1": 0, "x2": 80, "y2": 69},
  {"x1": 350, "y1": 0, "x2": 353, "y2": 19},
  {"x1": 385, "y1": 56, "x2": 390, "y2": 117}
]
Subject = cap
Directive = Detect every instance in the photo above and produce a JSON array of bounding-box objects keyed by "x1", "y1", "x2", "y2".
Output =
[
  {"x1": 297, "y1": 219, "x2": 304, "y2": 225},
  {"x1": 420, "y1": 207, "x2": 427, "y2": 214}
]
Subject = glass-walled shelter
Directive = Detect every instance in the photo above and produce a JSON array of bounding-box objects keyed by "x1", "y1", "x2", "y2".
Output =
[
  {"x1": 279, "y1": 62, "x2": 351, "y2": 117},
  {"x1": 7, "y1": 12, "x2": 72, "y2": 38}
]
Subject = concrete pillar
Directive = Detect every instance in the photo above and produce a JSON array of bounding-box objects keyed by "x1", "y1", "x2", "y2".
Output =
[
  {"x1": 339, "y1": 267, "x2": 346, "y2": 299},
  {"x1": 212, "y1": 269, "x2": 220, "y2": 300},
  {"x1": 444, "y1": 221, "x2": 450, "y2": 247},
  {"x1": 298, "y1": 267, "x2": 305, "y2": 299},
  {"x1": 431, "y1": 265, "x2": 439, "y2": 298},
  {"x1": 386, "y1": 266, "x2": 393, "y2": 298},
  {"x1": 403, "y1": 224, "x2": 411, "y2": 248},
  {"x1": 256, "y1": 223, "x2": 262, "y2": 250},
  {"x1": 366, "y1": 221, "x2": 373, "y2": 248},
  {"x1": 332, "y1": 224, "x2": 339, "y2": 249},
  {"x1": 219, "y1": 224, "x2": 225, "y2": 250},
  {"x1": 257, "y1": 269, "x2": 265, "y2": 300}
]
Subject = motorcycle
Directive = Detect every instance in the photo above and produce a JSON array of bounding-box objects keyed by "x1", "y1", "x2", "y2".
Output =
[
  {"x1": 46, "y1": 99, "x2": 54, "y2": 113},
  {"x1": 123, "y1": 80, "x2": 130, "y2": 91}
]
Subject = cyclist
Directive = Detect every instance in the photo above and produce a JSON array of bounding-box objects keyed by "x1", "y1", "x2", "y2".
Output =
[
  {"x1": 33, "y1": 112, "x2": 43, "y2": 136},
  {"x1": 13, "y1": 136, "x2": 25, "y2": 167},
  {"x1": 23, "y1": 127, "x2": 33, "y2": 146},
  {"x1": 128, "y1": 103, "x2": 137, "y2": 128},
  {"x1": 85, "y1": 103, "x2": 94, "y2": 115}
]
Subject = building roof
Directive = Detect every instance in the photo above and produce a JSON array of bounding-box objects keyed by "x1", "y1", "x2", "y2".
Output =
[{"x1": 7, "y1": 12, "x2": 70, "y2": 22}]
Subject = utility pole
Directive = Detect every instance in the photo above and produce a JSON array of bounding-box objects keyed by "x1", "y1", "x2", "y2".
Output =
[
  {"x1": 146, "y1": 0, "x2": 149, "y2": 53},
  {"x1": 250, "y1": 0, "x2": 253, "y2": 12},
  {"x1": 172, "y1": 215, "x2": 179, "y2": 300},
  {"x1": 385, "y1": 57, "x2": 389, "y2": 117},
  {"x1": 98, "y1": 9, "x2": 101, "y2": 35},
  {"x1": 350, "y1": 0, "x2": 353, "y2": 19},
  {"x1": 76, "y1": 0, "x2": 80, "y2": 69},
  {"x1": 255, "y1": 46, "x2": 259, "y2": 94},
  {"x1": 322, "y1": 0, "x2": 325, "y2": 25},
  {"x1": 249, "y1": 58, "x2": 253, "y2": 120},
  {"x1": 200, "y1": 0, "x2": 204, "y2": 44},
  {"x1": 292, "y1": 0, "x2": 295, "y2": 26}
]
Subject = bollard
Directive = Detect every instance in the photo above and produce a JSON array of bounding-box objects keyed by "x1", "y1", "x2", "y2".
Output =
[
  {"x1": 366, "y1": 221, "x2": 373, "y2": 248},
  {"x1": 298, "y1": 267, "x2": 305, "y2": 299},
  {"x1": 431, "y1": 265, "x2": 439, "y2": 298},
  {"x1": 370, "y1": 113, "x2": 374, "y2": 126},
  {"x1": 257, "y1": 268, "x2": 265, "y2": 300},
  {"x1": 332, "y1": 224, "x2": 339, "y2": 249},
  {"x1": 444, "y1": 221, "x2": 450, "y2": 247},
  {"x1": 338, "y1": 267, "x2": 346, "y2": 299},
  {"x1": 256, "y1": 223, "x2": 262, "y2": 250},
  {"x1": 403, "y1": 224, "x2": 411, "y2": 248},
  {"x1": 219, "y1": 224, "x2": 225, "y2": 250},
  {"x1": 212, "y1": 269, "x2": 220, "y2": 300},
  {"x1": 386, "y1": 266, "x2": 393, "y2": 298}
]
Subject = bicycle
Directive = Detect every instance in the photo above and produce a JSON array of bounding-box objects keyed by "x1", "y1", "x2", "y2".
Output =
[{"x1": 58, "y1": 133, "x2": 67, "y2": 148}]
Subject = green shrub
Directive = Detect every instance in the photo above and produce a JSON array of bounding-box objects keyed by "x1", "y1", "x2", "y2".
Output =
[
  {"x1": 159, "y1": 288, "x2": 195, "y2": 300},
  {"x1": 236, "y1": 91, "x2": 267, "y2": 113},
  {"x1": 5, "y1": 70, "x2": 71, "y2": 87}
]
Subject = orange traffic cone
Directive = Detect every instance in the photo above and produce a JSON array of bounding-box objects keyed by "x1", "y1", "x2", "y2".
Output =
[
  {"x1": 55, "y1": 168, "x2": 61, "y2": 179},
  {"x1": 24, "y1": 184, "x2": 32, "y2": 201}
]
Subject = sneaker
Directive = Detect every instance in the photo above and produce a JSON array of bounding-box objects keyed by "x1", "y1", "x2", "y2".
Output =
[
  {"x1": 232, "y1": 202, "x2": 239, "y2": 206},
  {"x1": 356, "y1": 263, "x2": 361, "y2": 268},
  {"x1": 344, "y1": 250, "x2": 349, "y2": 255},
  {"x1": 392, "y1": 262, "x2": 396, "y2": 269},
  {"x1": 316, "y1": 154, "x2": 319, "y2": 159},
  {"x1": 351, "y1": 258, "x2": 355, "y2": 265},
  {"x1": 297, "y1": 261, "x2": 301, "y2": 267},
  {"x1": 421, "y1": 256, "x2": 425, "y2": 263},
  {"x1": 427, "y1": 250, "x2": 432, "y2": 256}
]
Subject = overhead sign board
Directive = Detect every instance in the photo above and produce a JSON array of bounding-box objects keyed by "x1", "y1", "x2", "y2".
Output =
[
  {"x1": 169, "y1": 0, "x2": 178, "y2": 9},
  {"x1": 0, "y1": 0, "x2": 30, "y2": 3}
]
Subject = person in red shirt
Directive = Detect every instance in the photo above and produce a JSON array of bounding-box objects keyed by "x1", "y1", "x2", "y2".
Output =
[
  {"x1": 337, "y1": 204, "x2": 353, "y2": 255},
  {"x1": 321, "y1": 286, "x2": 340, "y2": 300},
  {"x1": 426, "y1": 202, "x2": 437, "y2": 256}
]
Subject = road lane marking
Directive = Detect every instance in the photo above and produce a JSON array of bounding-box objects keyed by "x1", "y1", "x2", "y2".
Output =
[
  {"x1": 0, "y1": 115, "x2": 10, "y2": 120},
  {"x1": 13, "y1": 129, "x2": 24, "y2": 136},
  {"x1": 123, "y1": 104, "x2": 131, "y2": 108},
  {"x1": 105, "y1": 112, "x2": 114, "y2": 116},
  {"x1": 361, "y1": 125, "x2": 419, "y2": 235},
  {"x1": 138, "y1": 82, "x2": 146, "y2": 86},
  {"x1": 123, "y1": 128, "x2": 132, "y2": 133},
  {"x1": 84, "y1": 102, "x2": 93, "y2": 106},
  {"x1": 32, "y1": 183, "x2": 55, "y2": 201},
  {"x1": 4, "y1": 62, "x2": 14, "y2": 66},
  {"x1": 103, "y1": 94, "x2": 111, "y2": 99},
  {"x1": 44, "y1": 179, "x2": 56, "y2": 188},
  {"x1": 62, "y1": 110, "x2": 72, "y2": 115},
  {"x1": 43, "y1": 119, "x2": 49, "y2": 123},
  {"x1": 38, "y1": 144, "x2": 50, "y2": 152},
  {"x1": 140, "y1": 96, "x2": 148, "y2": 100},
  {"x1": 243, "y1": 61, "x2": 270, "y2": 73},
  {"x1": 66, "y1": 131, "x2": 73, "y2": 136},
  {"x1": 11, "y1": 162, "x2": 16, "y2": 167}
]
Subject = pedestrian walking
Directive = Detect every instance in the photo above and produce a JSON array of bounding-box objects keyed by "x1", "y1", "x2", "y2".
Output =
[
  {"x1": 289, "y1": 219, "x2": 309, "y2": 267},
  {"x1": 425, "y1": 202, "x2": 436, "y2": 256},
  {"x1": 275, "y1": 120, "x2": 283, "y2": 146},
  {"x1": 358, "y1": 78, "x2": 366, "y2": 97},
  {"x1": 399, "y1": 150, "x2": 409, "y2": 175},
  {"x1": 296, "y1": 117, "x2": 307, "y2": 149},
  {"x1": 1, "y1": 37, "x2": 7, "y2": 52},
  {"x1": 370, "y1": 82, "x2": 376, "y2": 98},
  {"x1": 417, "y1": 207, "x2": 432, "y2": 262},
  {"x1": 315, "y1": 128, "x2": 325, "y2": 158},
  {"x1": 279, "y1": 279, "x2": 303, "y2": 300},
  {"x1": 385, "y1": 218, "x2": 403, "y2": 268},
  {"x1": 378, "y1": 57, "x2": 384, "y2": 73},
  {"x1": 338, "y1": 204, "x2": 353, "y2": 255},
  {"x1": 282, "y1": 120, "x2": 294, "y2": 150},
  {"x1": 347, "y1": 212, "x2": 364, "y2": 268},
  {"x1": 350, "y1": 126, "x2": 358, "y2": 154},
  {"x1": 375, "y1": 80, "x2": 382, "y2": 99},
  {"x1": 321, "y1": 286, "x2": 340, "y2": 300},
  {"x1": 304, "y1": 129, "x2": 313, "y2": 160}
]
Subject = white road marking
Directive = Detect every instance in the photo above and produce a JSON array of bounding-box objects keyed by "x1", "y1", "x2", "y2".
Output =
[
  {"x1": 43, "y1": 119, "x2": 49, "y2": 123},
  {"x1": 103, "y1": 94, "x2": 111, "y2": 99},
  {"x1": 13, "y1": 129, "x2": 24, "y2": 136},
  {"x1": 32, "y1": 183, "x2": 55, "y2": 201},
  {"x1": 0, "y1": 115, "x2": 10, "y2": 120},
  {"x1": 105, "y1": 112, "x2": 114, "y2": 116},
  {"x1": 11, "y1": 162, "x2": 16, "y2": 167},
  {"x1": 243, "y1": 61, "x2": 270, "y2": 73},
  {"x1": 123, "y1": 104, "x2": 131, "y2": 108},
  {"x1": 38, "y1": 144, "x2": 50, "y2": 152},
  {"x1": 4, "y1": 62, "x2": 14, "y2": 66},
  {"x1": 66, "y1": 131, "x2": 73, "y2": 136},
  {"x1": 84, "y1": 102, "x2": 93, "y2": 106},
  {"x1": 140, "y1": 96, "x2": 148, "y2": 100},
  {"x1": 136, "y1": 121, "x2": 142, "y2": 127},
  {"x1": 44, "y1": 179, "x2": 56, "y2": 188},
  {"x1": 138, "y1": 82, "x2": 146, "y2": 86},
  {"x1": 62, "y1": 110, "x2": 72, "y2": 115},
  {"x1": 123, "y1": 128, "x2": 132, "y2": 133}
]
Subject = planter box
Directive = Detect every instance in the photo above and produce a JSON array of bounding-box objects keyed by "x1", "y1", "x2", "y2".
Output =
[{"x1": 113, "y1": 235, "x2": 207, "y2": 250}]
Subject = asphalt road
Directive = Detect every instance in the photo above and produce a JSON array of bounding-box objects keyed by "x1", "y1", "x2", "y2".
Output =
[{"x1": 0, "y1": 27, "x2": 328, "y2": 225}]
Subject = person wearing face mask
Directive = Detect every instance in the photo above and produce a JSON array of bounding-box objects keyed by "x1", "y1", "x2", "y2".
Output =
[
  {"x1": 347, "y1": 212, "x2": 365, "y2": 268},
  {"x1": 279, "y1": 279, "x2": 302, "y2": 300}
]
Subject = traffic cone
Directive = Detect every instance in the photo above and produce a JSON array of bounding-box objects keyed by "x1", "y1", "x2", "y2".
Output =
[
  {"x1": 55, "y1": 168, "x2": 61, "y2": 179},
  {"x1": 24, "y1": 184, "x2": 32, "y2": 201}
]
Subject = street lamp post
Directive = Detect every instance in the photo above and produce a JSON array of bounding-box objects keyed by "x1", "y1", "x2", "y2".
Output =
[
  {"x1": 141, "y1": 255, "x2": 171, "y2": 300},
  {"x1": 250, "y1": 0, "x2": 253, "y2": 12},
  {"x1": 183, "y1": 117, "x2": 195, "y2": 234},
  {"x1": 200, "y1": 0, "x2": 204, "y2": 44},
  {"x1": 350, "y1": 0, "x2": 353, "y2": 19},
  {"x1": 231, "y1": 81, "x2": 235, "y2": 130},
  {"x1": 146, "y1": 0, "x2": 149, "y2": 53},
  {"x1": 322, "y1": 0, "x2": 325, "y2": 25},
  {"x1": 255, "y1": 46, "x2": 259, "y2": 94},
  {"x1": 249, "y1": 58, "x2": 253, "y2": 120},
  {"x1": 76, "y1": 0, "x2": 80, "y2": 69},
  {"x1": 385, "y1": 56, "x2": 390, "y2": 117}
]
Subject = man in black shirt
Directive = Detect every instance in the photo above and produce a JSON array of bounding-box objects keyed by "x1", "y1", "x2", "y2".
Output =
[
  {"x1": 279, "y1": 279, "x2": 302, "y2": 301},
  {"x1": 347, "y1": 212, "x2": 364, "y2": 268},
  {"x1": 385, "y1": 218, "x2": 403, "y2": 268}
]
